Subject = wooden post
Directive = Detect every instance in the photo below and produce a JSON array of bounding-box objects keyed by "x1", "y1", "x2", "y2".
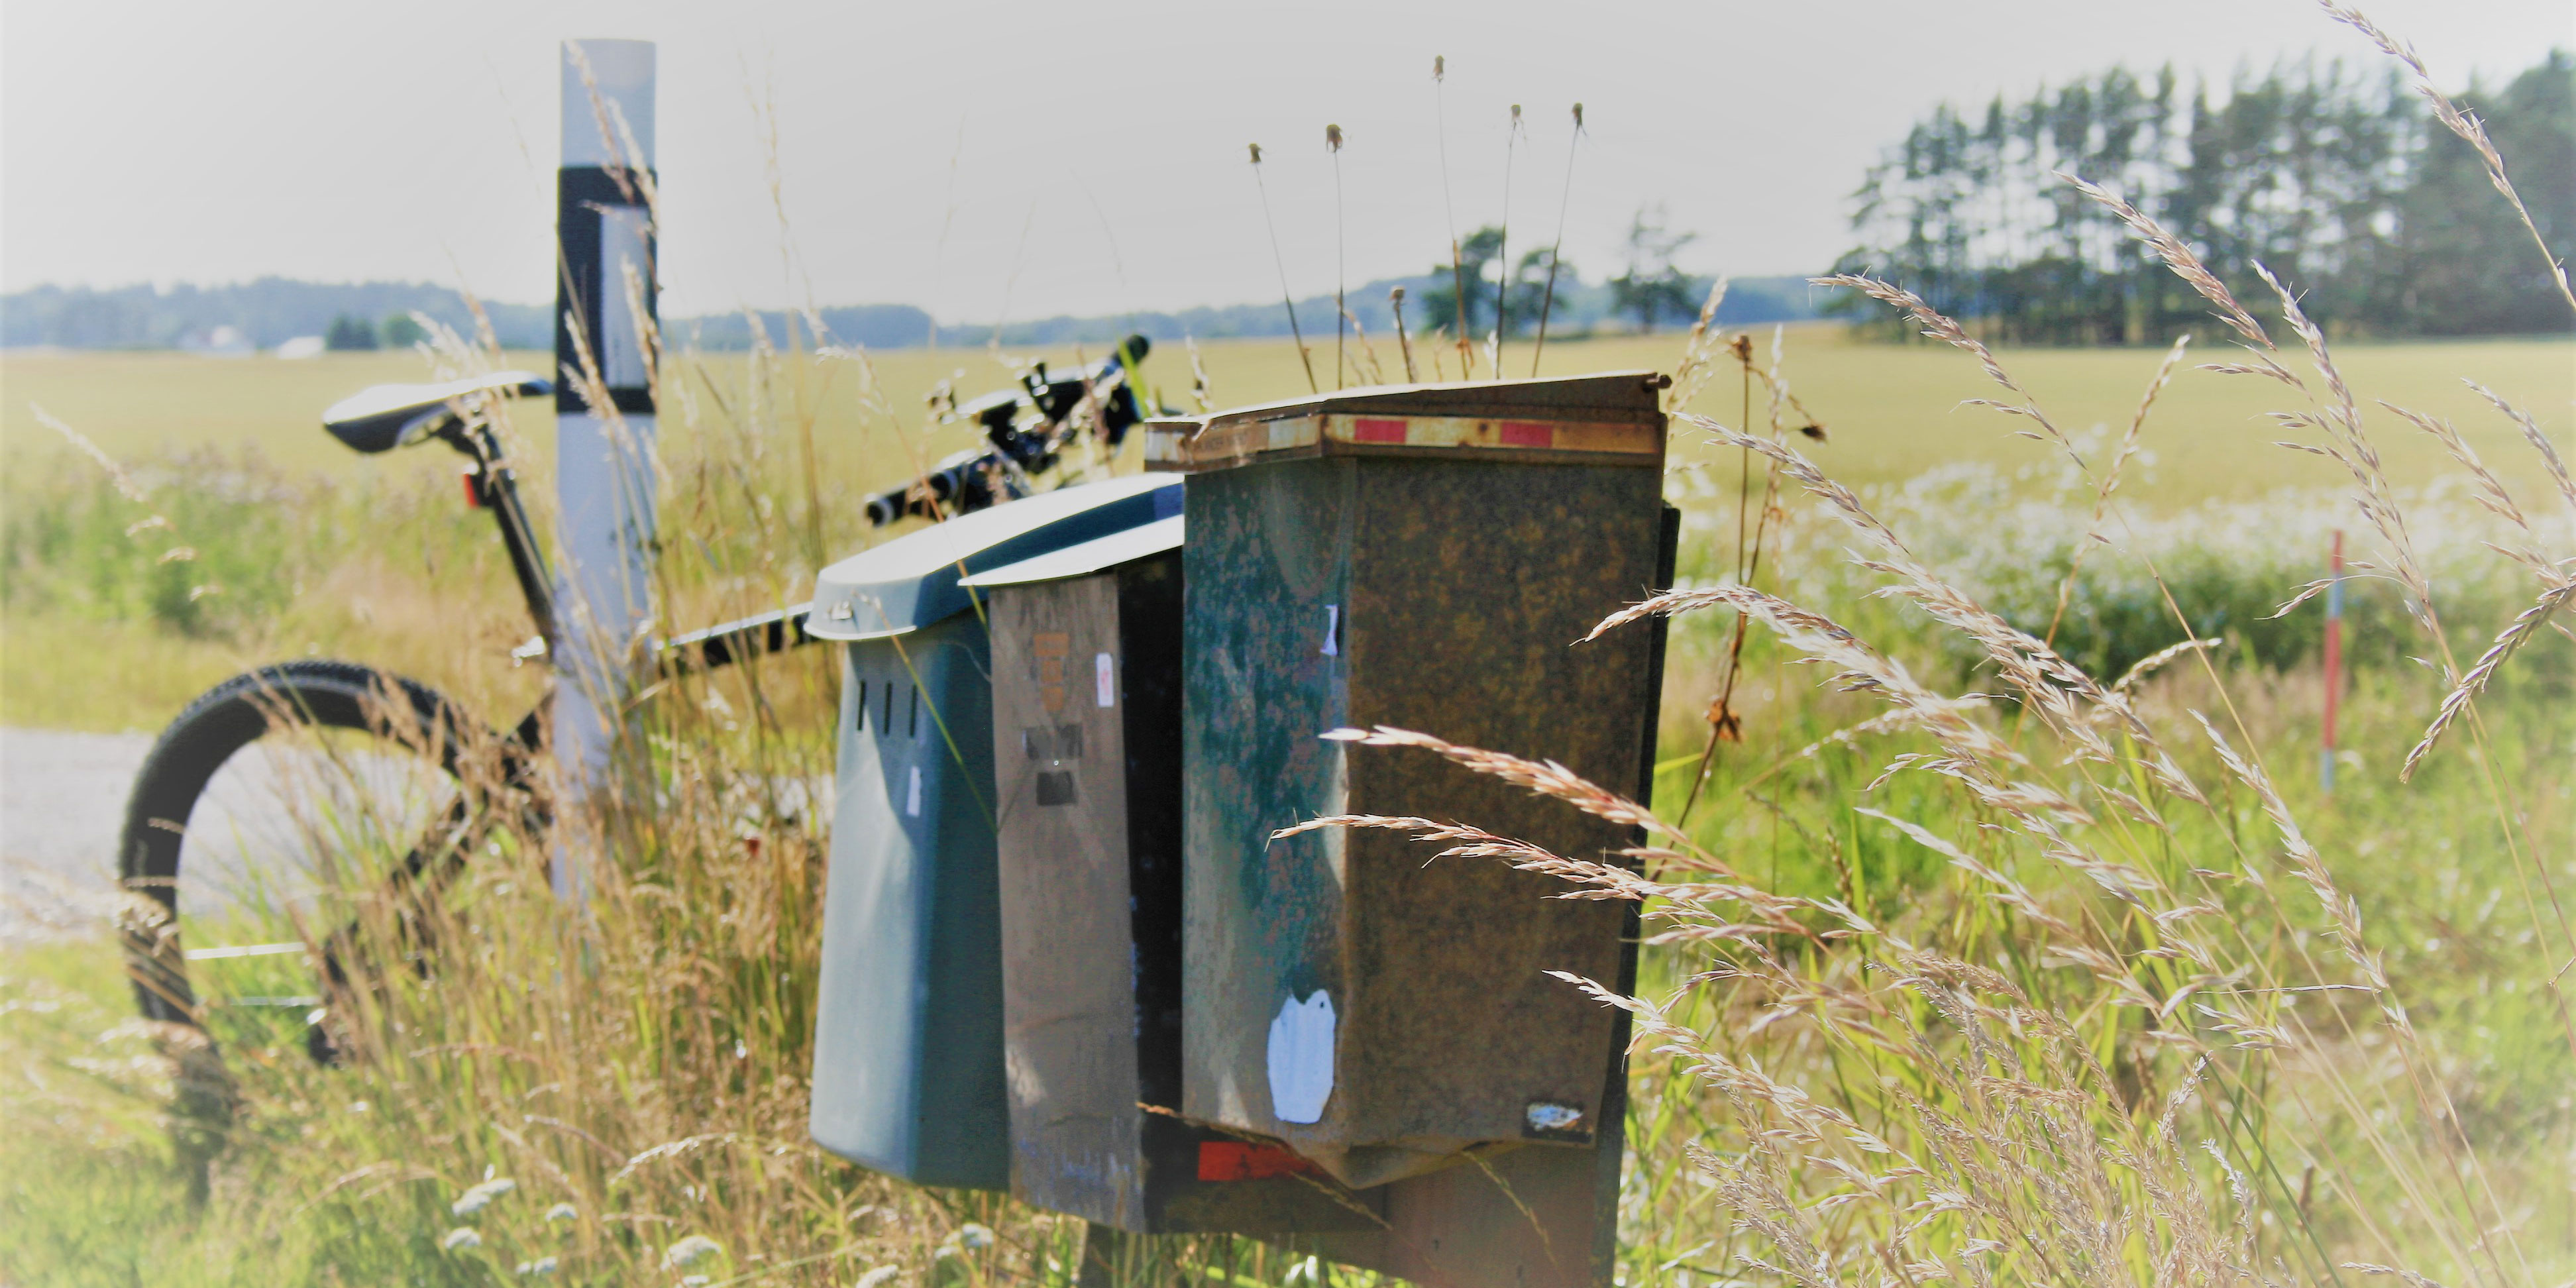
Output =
[{"x1": 553, "y1": 38, "x2": 657, "y2": 901}]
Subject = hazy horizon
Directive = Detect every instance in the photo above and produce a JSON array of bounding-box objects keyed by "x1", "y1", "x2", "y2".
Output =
[{"x1": 5, "y1": 0, "x2": 2567, "y2": 326}]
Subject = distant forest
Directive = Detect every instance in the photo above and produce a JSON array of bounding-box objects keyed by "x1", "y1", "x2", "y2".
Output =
[
  {"x1": 0, "y1": 279, "x2": 943, "y2": 354},
  {"x1": 1831, "y1": 50, "x2": 2575, "y2": 343},
  {"x1": 0, "y1": 271, "x2": 1821, "y2": 354},
  {"x1": 0, "y1": 280, "x2": 555, "y2": 352}
]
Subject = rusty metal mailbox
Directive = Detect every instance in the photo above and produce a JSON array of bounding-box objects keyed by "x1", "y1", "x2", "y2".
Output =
[
  {"x1": 964, "y1": 515, "x2": 1379, "y2": 1235},
  {"x1": 1146, "y1": 373, "x2": 1674, "y2": 1286},
  {"x1": 802, "y1": 474, "x2": 1182, "y2": 1189}
]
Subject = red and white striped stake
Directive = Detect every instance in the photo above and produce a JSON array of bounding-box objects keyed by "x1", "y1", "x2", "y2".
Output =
[{"x1": 2322, "y1": 529, "x2": 2345, "y2": 792}]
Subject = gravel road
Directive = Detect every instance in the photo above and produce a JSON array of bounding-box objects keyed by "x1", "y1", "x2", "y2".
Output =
[
  {"x1": 2, "y1": 726, "x2": 828, "y2": 949},
  {"x1": 1, "y1": 727, "x2": 150, "y2": 943}
]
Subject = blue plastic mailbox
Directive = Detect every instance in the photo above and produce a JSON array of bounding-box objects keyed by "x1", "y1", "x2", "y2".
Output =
[{"x1": 804, "y1": 474, "x2": 1183, "y2": 1188}]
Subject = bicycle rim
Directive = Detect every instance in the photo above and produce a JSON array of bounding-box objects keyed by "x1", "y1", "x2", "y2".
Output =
[{"x1": 169, "y1": 712, "x2": 469, "y2": 1054}]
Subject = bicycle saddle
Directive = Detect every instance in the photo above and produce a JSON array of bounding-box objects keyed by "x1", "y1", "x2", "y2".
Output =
[{"x1": 322, "y1": 370, "x2": 551, "y2": 454}]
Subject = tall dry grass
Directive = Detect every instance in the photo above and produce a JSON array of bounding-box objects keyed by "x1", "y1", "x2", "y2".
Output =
[
  {"x1": 19, "y1": 290, "x2": 2561, "y2": 1286},
  {"x1": 5, "y1": 203, "x2": 1391, "y2": 1284},
  {"x1": 4, "y1": 3, "x2": 2568, "y2": 1283},
  {"x1": 1284, "y1": 27, "x2": 2574, "y2": 1274}
]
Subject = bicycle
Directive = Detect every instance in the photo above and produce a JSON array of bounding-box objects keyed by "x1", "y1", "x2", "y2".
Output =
[{"x1": 116, "y1": 339, "x2": 1159, "y2": 1065}]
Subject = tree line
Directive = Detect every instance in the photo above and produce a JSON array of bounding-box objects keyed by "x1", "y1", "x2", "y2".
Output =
[
  {"x1": 0, "y1": 279, "x2": 555, "y2": 351},
  {"x1": 1, "y1": 270, "x2": 1820, "y2": 353},
  {"x1": 1829, "y1": 50, "x2": 2574, "y2": 343},
  {"x1": 1414, "y1": 206, "x2": 1813, "y2": 338}
]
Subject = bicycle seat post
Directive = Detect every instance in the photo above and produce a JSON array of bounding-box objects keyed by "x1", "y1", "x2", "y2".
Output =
[{"x1": 445, "y1": 421, "x2": 561, "y2": 656}]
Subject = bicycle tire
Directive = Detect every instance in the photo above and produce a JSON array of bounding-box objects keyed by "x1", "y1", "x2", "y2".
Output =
[{"x1": 116, "y1": 661, "x2": 492, "y2": 1040}]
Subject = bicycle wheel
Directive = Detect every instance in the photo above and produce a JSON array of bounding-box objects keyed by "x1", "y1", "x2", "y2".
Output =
[{"x1": 117, "y1": 661, "x2": 510, "y2": 1059}]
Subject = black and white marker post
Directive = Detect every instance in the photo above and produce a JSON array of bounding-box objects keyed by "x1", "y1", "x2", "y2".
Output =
[{"x1": 553, "y1": 38, "x2": 657, "y2": 902}]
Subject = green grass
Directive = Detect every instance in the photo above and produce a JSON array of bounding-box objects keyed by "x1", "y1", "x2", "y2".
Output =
[
  {"x1": 1621, "y1": 661, "x2": 2573, "y2": 1275},
  {"x1": 2, "y1": 321, "x2": 2569, "y2": 1283},
  {"x1": 6, "y1": 329, "x2": 2566, "y2": 733},
  {"x1": 5, "y1": 328, "x2": 2567, "y2": 494}
]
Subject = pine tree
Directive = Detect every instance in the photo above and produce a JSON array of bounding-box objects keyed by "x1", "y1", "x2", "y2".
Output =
[
  {"x1": 1831, "y1": 52, "x2": 2573, "y2": 342},
  {"x1": 324, "y1": 314, "x2": 380, "y2": 351}
]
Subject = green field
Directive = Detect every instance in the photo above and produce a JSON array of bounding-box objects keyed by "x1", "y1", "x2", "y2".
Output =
[
  {"x1": 3, "y1": 323, "x2": 2571, "y2": 1285},
  {"x1": 7, "y1": 327, "x2": 2569, "y2": 498},
  {"x1": 6, "y1": 327, "x2": 2567, "y2": 734}
]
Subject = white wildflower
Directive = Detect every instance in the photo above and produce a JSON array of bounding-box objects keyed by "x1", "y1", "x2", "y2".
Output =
[
  {"x1": 543, "y1": 1203, "x2": 578, "y2": 1222},
  {"x1": 853, "y1": 1267, "x2": 900, "y2": 1288},
  {"x1": 934, "y1": 1222, "x2": 997, "y2": 1263},
  {"x1": 452, "y1": 1176, "x2": 516, "y2": 1216},
  {"x1": 663, "y1": 1234, "x2": 723, "y2": 1269},
  {"x1": 515, "y1": 1257, "x2": 558, "y2": 1275},
  {"x1": 441, "y1": 1226, "x2": 483, "y2": 1251}
]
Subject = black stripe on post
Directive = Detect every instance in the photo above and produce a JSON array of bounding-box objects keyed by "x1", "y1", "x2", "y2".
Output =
[{"x1": 555, "y1": 166, "x2": 657, "y2": 416}]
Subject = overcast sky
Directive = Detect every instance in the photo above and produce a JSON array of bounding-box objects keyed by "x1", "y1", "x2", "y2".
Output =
[{"x1": 3, "y1": 0, "x2": 2567, "y2": 323}]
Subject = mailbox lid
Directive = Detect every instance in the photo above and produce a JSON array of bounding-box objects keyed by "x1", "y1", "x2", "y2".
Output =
[
  {"x1": 959, "y1": 513, "x2": 1183, "y2": 590},
  {"x1": 1144, "y1": 372, "x2": 1666, "y2": 473},
  {"x1": 807, "y1": 474, "x2": 1181, "y2": 640}
]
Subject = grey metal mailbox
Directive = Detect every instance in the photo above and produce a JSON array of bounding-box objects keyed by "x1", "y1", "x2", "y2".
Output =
[
  {"x1": 965, "y1": 515, "x2": 1377, "y2": 1234},
  {"x1": 1146, "y1": 374, "x2": 1676, "y2": 1287},
  {"x1": 804, "y1": 474, "x2": 1182, "y2": 1189}
]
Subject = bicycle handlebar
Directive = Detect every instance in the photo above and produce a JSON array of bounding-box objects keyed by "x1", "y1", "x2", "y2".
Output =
[
  {"x1": 311, "y1": 339, "x2": 1166, "y2": 676},
  {"x1": 863, "y1": 335, "x2": 1157, "y2": 527}
]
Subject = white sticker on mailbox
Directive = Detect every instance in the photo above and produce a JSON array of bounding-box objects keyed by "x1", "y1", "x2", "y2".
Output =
[
  {"x1": 1266, "y1": 990, "x2": 1336, "y2": 1124},
  {"x1": 905, "y1": 765, "x2": 922, "y2": 818},
  {"x1": 1095, "y1": 652, "x2": 1115, "y2": 708}
]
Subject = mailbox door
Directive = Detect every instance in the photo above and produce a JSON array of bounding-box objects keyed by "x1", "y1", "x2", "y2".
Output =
[
  {"x1": 993, "y1": 573, "x2": 1146, "y2": 1223},
  {"x1": 994, "y1": 552, "x2": 1387, "y2": 1234},
  {"x1": 1183, "y1": 455, "x2": 1658, "y2": 1190},
  {"x1": 1333, "y1": 458, "x2": 1655, "y2": 1164},
  {"x1": 1180, "y1": 459, "x2": 1355, "y2": 1151},
  {"x1": 1295, "y1": 499, "x2": 1676, "y2": 1287},
  {"x1": 809, "y1": 619, "x2": 1008, "y2": 1189}
]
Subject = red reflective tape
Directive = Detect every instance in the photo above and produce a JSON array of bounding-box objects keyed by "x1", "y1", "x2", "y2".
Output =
[
  {"x1": 1499, "y1": 421, "x2": 1554, "y2": 449},
  {"x1": 1197, "y1": 1142, "x2": 1246, "y2": 1181},
  {"x1": 1352, "y1": 417, "x2": 1407, "y2": 443},
  {"x1": 460, "y1": 470, "x2": 484, "y2": 509},
  {"x1": 1197, "y1": 1140, "x2": 1323, "y2": 1181}
]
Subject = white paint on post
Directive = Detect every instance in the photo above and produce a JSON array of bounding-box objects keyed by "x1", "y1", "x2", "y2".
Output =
[
  {"x1": 559, "y1": 40, "x2": 655, "y2": 169},
  {"x1": 596, "y1": 205, "x2": 653, "y2": 387},
  {"x1": 553, "y1": 38, "x2": 657, "y2": 904}
]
